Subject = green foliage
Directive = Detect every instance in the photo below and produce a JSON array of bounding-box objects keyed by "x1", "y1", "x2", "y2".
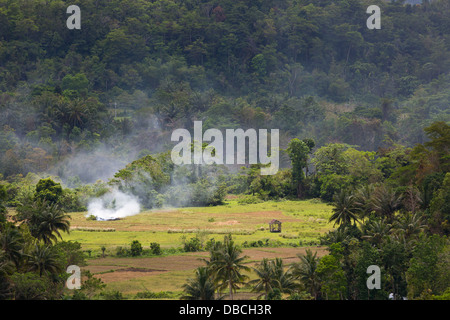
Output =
[
  {"x1": 98, "y1": 290, "x2": 124, "y2": 300},
  {"x1": 136, "y1": 290, "x2": 178, "y2": 299},
  {"x1": 54, "y1": 241, "x2": 86, "y2": 268},
  {"x1": 183, "y1": 236, "x2": 202, "y2": 253},
  {"x1": 130, "y1": 240, "x2": 143, "y2": 257},
  {"x1": 286, "y1": 138, "x2": 315, "y2": 198},
  {"x1": 406, "y1": 234, "x2": 449, "y2": 299},
  {"x1": 34, "y1": 178, "x2": 63, "y2": 205},
  {"x1": 10, "y1": 272, "x2": 53, "y2": 300},
  {"x1": 150, "y1": 242, "x2": 162, "y2": 255}
]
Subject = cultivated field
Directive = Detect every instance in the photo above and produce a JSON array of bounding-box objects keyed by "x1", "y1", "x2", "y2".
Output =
[{"x1": 62, "y1": 199, "x2": 335, "y2": 298}]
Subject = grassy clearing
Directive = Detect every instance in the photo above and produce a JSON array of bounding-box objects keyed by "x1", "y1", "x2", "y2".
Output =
[{"x1": 62, "y1": 199, "x2": 334, "y2": 254}]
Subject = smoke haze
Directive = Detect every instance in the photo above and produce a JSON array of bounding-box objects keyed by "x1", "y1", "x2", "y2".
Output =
[{"x1": 87, "y1": 189, "x2": 141, "y2": 220}]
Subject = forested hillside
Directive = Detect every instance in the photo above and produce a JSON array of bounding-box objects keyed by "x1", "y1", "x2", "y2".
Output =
[
  {"x1": 0, "y1": 0, "x2": 449, "y2": 302},
  {"x1": 0, "y1": 0, "x2": 449, "y2": 182}
]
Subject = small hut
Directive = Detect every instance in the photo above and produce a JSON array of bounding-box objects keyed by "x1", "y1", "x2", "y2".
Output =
[{"x1": 269, "y1": 219, "x2": 282, "y2": 233}]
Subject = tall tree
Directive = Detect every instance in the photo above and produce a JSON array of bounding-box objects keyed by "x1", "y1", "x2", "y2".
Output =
[
  {"x1": 286, "y1": 138, "x2": 315, "y2": 198},
  {"x1": 208, "y1": 236, "x2": 250, "y2": 300},
  {"x1": 329, "y1": 190, "x2": 360, "y2": 228},
  {"x1": 182, "y1": 267, "x2": 218, "y2": 300},
  {"x1": 291, "y1": 249, "x2": 321, "y2": 300}
]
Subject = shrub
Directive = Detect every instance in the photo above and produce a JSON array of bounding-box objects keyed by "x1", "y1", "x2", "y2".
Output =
[
  {"x1": 99, "y1": 290, "x2": 124, "y2": 300},
  {"x1": 130, "y1": 240, "x2": 143, "y2": 256},
  {"x1": 150, "y1": 242, "x2": 161, "y2": 255},
  {"x1": 237, "y1": 195, "x2": 263, "y2": 205},
  {"x1": 116, "y1": 246, "x2": 130, "y2": 257},
  {"x1": 183, "y1": 236, "x2": 202, "y2": 252}
]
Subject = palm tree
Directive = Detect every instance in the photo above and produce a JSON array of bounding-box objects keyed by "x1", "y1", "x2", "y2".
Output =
[
  {"x1": 361, "y1": 218, "x2": 392, "y2": 246},
  {"x1": 182, "y1": 267, "x2": 218, "y2": 300},
  {"x1": 0, "y1": 250, "x2": 14, "y2": 299},
  {"x1": 32, "y1": 201, "x2": 71, "y2": 245},
  {"x1": 0, "y1": 223, "x2": 24, "y2": 269},
  {"x1": 208, "y1": 237, "x2": 250, "y2": 300},
  {"x1": 27, "y1": 244, "x2": 62, "y2": 277},
  {"x1": 329, "y1": 190, "x2": 360, "y2": 228},
  {"x1": 392, "y1": 212, "x2": 427, "y2": 240},
  {"x1": 371, "y1": 184, "x2": 402, "y2": 222},
  {"x1": 320, "y1": 227, "x2": 352, "y2": 245},
  {"x1": 272, "y1": 258, "x2": 296, "y2": 295},
  {"x1": 249, "y1": 258, "x2": 278, "y2": 300},
  {"x1": 291, "y1": 249, "x2": 321, "y2": 300},
  {"x1": 354, "y1": 184, "x2": 375, "y2": 220}
]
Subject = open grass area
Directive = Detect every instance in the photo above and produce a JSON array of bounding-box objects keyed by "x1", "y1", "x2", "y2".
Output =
[{"x1": 62, "y1": 199, "x2": 335, "y2": 253}]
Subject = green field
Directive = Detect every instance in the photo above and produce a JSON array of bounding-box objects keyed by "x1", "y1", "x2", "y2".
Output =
[{"x1": 62, "y1": 199, "x2": 334, "y2": 254}]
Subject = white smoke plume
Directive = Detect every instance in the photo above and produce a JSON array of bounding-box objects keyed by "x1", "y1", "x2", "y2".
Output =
[{"x1": 86, "y1": 190, "x2": 141, "y2": 221}]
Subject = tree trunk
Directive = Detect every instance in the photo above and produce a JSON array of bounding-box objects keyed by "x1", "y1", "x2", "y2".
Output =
[{"x1": 229, "y1": 278, "x2": 233, "y2": 300}]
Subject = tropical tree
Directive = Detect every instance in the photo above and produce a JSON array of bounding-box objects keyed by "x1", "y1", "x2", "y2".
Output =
[
  {"x1": 208, "y1": 236, "x2": 250, "y2": 300},
  {"x1": 33, "y1": 202, "x2": 71, "y2": 245},
  {"x1": 291, "y1": 249, "x2": 321, "y2": 300},
  {"x1": 392, "y1": 213, "x2": 427, "y2": 240},
  {"x1": 249, "y1": 258, "x2": 279, "y2": 300},
  {"x1": 371, "y1": 184, "x2": 403, "y2": 222},
  {"x1": 353, "y1": 184, "x2": 375, "y2": 220},
  {"x1": 182, "y1": 266, "x2": 218, "y2": 300},
  {"x1": 17, "y1": 200, "x2": 70, "y2": 245},
  {"x1": 272, "y1": 258, "x2": 296, "y2": 295},
  {"x1": 286, "y1": 138, "x2": 314, "y2": 198},
  {"x1": 361, "y1": 218, "x2": 392, "y2": 247},
  {"x1": 0, "y1": 223, "x2": 24, "y2": 269},
  {"x1": 0, "y1": 250, "x2": 14, "y2": 299},
  {"x1": 329, "y1": 190, "x2": 360, "y2": 228},
  {"x1": 27, "y1": 244, "x2": 62, "y2": 277}
]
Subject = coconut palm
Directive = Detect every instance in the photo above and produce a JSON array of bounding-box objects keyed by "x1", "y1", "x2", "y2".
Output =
[
  {"x1": 272, "y1": 258, "x2": 296, "y2": 295},
  {"x1": 31, "y1": 201, "x2": 71, "y2": 245},
  {"x1": 291, "y1": 249, "x2": 321, "y2": 300},
  {"x1": 362, "y1": 218, "x2": 392, "y2": 246},
  {"x1": 249, "y1": 258, "x2": 278, "y2": 300},
  {"x1": 182, "y1": 267, "x2": 218, "y2": 300},
  {"x1": 392, "y1": 213, "x2": 427, "y2": 240},
  {"x1": 329, "y1": 190, "x2": 360, "y2": 228},
  {"x1": 354, "y1": 184, "x2": 375, "y2": 220},
  {"x1": 371, "y1": 184, "x2": 402, "y2": 222},
  {"x1": 27, "y1": 244, "x2": 62, "y2": 277},
  {"x1": 208, "y1": 237, "x2": 250, "y2": 300},
  {"x1": 320, "y1": 226, "x2": 356, "y2": 246},
  {"x1": 0, "y1": 223, "x2": 24, "y2": 268}
]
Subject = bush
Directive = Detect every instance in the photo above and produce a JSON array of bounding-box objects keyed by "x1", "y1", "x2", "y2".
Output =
[
  {"x1": 99, "y1": 290, "x2": 124, "y2": 300},
  {"x1": 183, "y1": 236, "x2": 202, "y2": 252},
  {"x1": 130, "y1": 240, "x2": 143, "y2": 256},
  {"x1": 237, "y1": 195, "x2": 263, "y2": 205},
  {"x1": 116, "y1": 246, "x2": 130, "y2": 257},
  {"x1": 150, "y1": 242, "x2": 161, "y2": 255}
]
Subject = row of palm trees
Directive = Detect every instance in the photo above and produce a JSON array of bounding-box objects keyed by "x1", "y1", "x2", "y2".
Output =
[
  {"x1": 181, "y1": 235, "x2": 320, "y2": 300},
  {"x1": 329, "y1": 184, "x2": 420, "y2": 228}
]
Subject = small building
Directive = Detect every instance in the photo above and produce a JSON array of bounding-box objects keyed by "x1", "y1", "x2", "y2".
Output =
[{"x1": 269, "y1": 219, "x2": 282, "y2": 233}]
